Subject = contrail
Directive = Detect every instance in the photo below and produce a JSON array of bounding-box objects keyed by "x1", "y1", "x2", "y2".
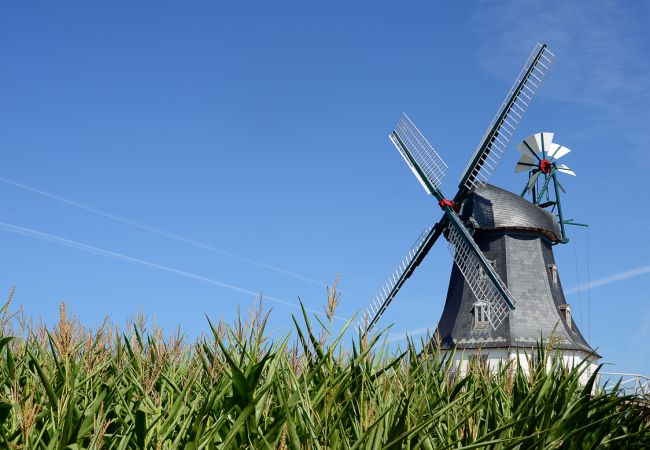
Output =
[
  {"x1": 0, "y1": 222, "x2": 345, "y2": 321},
  {"x1": 565, "y1": 265, "x2": 650, "y2": 295},
  {"x1": 0, "y1": 176, "x2": 332, "y2": 290}
]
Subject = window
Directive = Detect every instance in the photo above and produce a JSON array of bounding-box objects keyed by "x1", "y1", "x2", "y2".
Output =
[
  {"x1": 473, "y1": 302, "x2": 489, "y2": 327},
  {"x1": 548, "y1": 264, "x2": 559, "y2": 285},
  {"x1": 559, "y1": 304, "x2": 572, "y2": 330}
]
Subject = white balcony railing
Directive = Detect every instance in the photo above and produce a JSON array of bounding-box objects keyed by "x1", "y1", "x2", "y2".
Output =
[{"x1": 599, "y1": 372, "x2": 650, "y2": 398}]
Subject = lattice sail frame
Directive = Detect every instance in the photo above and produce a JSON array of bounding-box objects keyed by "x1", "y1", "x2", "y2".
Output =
[
  {"x1": 461, "y1": 44, "x2": 555, "y2": 191},
  {"x1": 356, "y1": 225, "x2": 434, "y2": 335},
  {"x1": 445, "y1": 220, "x2": 515, "y2": 329},
  {"x1": 390, "y1": 113, "x2": 448, "y2": 194}
]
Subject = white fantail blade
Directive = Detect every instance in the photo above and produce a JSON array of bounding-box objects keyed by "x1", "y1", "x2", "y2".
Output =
[
  {"x1": 515, "y1": 154, "x2": 536, "y2": 173},
  {"x1": 549, "y1": 144, "x2": 571, "y2": 160},
  {"x1": 518, "y1": 154, "x2": 536, "y2": 164},
  {"x1": 517, "y1": 139, "x2": 541, "y2": 160},
  {"x1": 557, "y1": 164, "x2": 576, "y2": 176},
  {"x1": 540, "y1": 132, "x2": 554, "y2": 155},
  {"x1": 527, "y1": 170, "x2": 542, "y2": 191},
  {"x1": 533, "y1": 133, "x2": 544, "y2": 153},
  {"x1": 546, "y1": 143, "x2": 561, "y2": 159},
  {"x1": 523, "y1": 134, "x2": 542, "y2": 154},
  {"x1": 515, "y1": 163, "x2": 533, "y2": 173}
]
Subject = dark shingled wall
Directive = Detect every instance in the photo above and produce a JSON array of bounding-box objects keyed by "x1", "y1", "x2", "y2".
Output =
[{"x1": 435, "y1": 184, "x2": 595, "y2": 354}]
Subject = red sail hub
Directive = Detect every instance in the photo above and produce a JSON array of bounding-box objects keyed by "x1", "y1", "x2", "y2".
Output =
[
  {"x1": 539, "y1": 159, "x2": 552, "y2": 174},
  {"x1": 439, "y1": 198, "x2": 460, "y2": 212}
]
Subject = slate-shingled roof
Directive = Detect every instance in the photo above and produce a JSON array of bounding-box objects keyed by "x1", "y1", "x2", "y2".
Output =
[{"x1": 460, "y1": 184, "x2": 563, "y2": 243}]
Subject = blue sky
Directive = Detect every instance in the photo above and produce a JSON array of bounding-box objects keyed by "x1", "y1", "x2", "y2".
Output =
[{"x1": 1, "y1": 2, "x2": 649, "y2": 374}]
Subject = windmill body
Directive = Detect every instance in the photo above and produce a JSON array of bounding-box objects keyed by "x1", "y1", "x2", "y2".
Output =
[
  {"x1": 436, "y1": 184, "x2": 598, "y2": 378},
  {"x1": 358, "y1": 43, "x2": 599, "y2": 380}
]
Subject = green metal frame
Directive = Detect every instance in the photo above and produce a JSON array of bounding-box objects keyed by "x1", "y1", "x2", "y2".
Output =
[{"x1": 520, "y1": 163, "x2": 587, "y2": 244}]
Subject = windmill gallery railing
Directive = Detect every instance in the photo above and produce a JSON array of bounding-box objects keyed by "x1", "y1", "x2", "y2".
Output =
[{"x1": 599, "y1": 372, "x2": 650, "y2": 398}]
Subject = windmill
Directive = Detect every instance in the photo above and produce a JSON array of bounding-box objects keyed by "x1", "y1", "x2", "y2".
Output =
[{"x1": 358, "y1": 43, "x2": 598, "y2": 372}]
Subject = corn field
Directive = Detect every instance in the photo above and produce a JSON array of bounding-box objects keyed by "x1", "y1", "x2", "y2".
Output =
[{"x1": 0, "y1": 287, "x2": 648, "y2": 449}]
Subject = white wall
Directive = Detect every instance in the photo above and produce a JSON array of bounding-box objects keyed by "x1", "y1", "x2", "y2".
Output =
[{"x1": 446, "y1": 347, "x2": 599, "y2": 385}]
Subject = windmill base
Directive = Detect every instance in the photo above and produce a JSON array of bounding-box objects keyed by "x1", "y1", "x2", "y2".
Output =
[{"x1": 446, "y1": 348, "x2": 599, "y2": 386}]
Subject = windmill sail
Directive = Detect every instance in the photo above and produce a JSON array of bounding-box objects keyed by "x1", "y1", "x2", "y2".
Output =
[
  {"x1": 444, "y1": 210, "x2": 516, "y2": 330},
  {"x1": 356, "y1": 224, "x2": 443, "y2": 335},
  {"x1": 457, "y1": 43, "x2": 555, "y2": 197},
  {"x1": 390, "y1": 113, "x2": 448, "y2": 194}
]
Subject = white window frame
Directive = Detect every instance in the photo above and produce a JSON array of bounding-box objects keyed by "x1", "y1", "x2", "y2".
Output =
[
  {"x1": 559, "y1": 304, "x2": 572, "y2": 330},
  {"x1": 473, "y1": 301, "x2": 489, "y2": 326},
  {"x1": 548, "y1": 264, "x2": 559, "y2": 285}
]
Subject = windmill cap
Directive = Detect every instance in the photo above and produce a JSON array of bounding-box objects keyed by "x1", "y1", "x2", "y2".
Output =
[{"x1": 460, "y1": 184, "x2": 562, "y2": 242}]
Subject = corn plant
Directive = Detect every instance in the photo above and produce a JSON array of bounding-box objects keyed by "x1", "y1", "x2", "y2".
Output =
[{"x1": 0, "y1": 288, "x2": 648, "y2": 449}]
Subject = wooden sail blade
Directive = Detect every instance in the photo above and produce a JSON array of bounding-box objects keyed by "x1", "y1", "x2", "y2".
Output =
[
  {"x1": 357, "y1": 222, "x2": 444, "y2": 336},
  {"x1": 457, "y1": 43, "x2": 555, "y2": 199},
  {"x1": 444, "y1": 208, "x2": 517, "y2": 330},
  {"x1": 390, "y1": 113, "x2": 448, "y2": 195}
]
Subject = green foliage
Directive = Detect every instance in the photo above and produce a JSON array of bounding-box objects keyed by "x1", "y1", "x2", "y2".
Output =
[{"x1": 0, "y1": 297, "x2": 648, "y2": 449}]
